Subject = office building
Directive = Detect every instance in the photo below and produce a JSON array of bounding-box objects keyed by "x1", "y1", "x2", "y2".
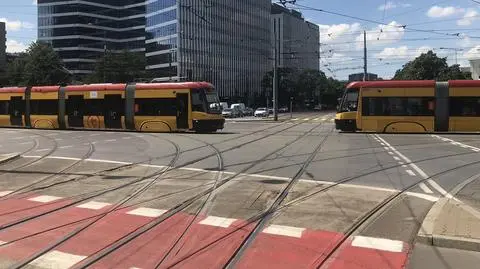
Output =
[
  {"x1": 271, "y1": 4, "x2": 320, "y2": 70},
  {"x1": 146, "y1": 0, "x2": 271, "y2": 102},
  {"x1": 0, "y1": 22, "x2": 6, "y2": 72},
  {"x1": 38, "y1": 0, "x2": 271, "y2": 102},
  {"x1": 38, "y1": 0, "x2": 146, "y2": 76},
  {"x1": 349, "y1": 72, "x2": 378, "y2": 82}
]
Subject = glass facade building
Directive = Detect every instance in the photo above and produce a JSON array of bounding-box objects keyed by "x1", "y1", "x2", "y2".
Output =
[
  {"x1": 38, "y1": 0, "x2": 271, "y2": 103},
  {"x1": 271, "y1": 4, "x2": 320, "y2": 71},
  {"x1": 146, "y1": 0, "x2": 271, "y2": 103},
  {"x1": 38, "y1": 0, "x2": 146, "y2": 75}
]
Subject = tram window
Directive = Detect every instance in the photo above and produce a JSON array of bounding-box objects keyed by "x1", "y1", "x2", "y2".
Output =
[
  {"x1": 30, "y1": 100, "x2": 58, "y2": 115},
  {"x1": 450, "y1": 97, "x2": 480, "y2": 116},
  {"x1": 84, "y1": 99, "x2": 103, "y2": 116},
  {"x1": 135, "y1": 98, "x2": 176, "y2": 116},
  {"x1": 191, "y1": 89, "x2": 206, "y2": 112},
  {"x1": 362, "y1": 97, "x2": 434, "y2": 116},
  {"x1": 0, "y1": 101, "x2": 8, "y2": 115}
]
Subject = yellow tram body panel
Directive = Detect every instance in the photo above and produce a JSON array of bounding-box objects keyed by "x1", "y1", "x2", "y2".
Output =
[
  {"x1": 0, "y1": 82, "x2": 224, "y2": 132},
  {"x1": 448, "y1": 83, "x2": 480, "y2": 132}
]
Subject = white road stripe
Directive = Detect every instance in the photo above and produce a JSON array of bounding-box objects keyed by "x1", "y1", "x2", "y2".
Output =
[
  {"x1": 380, "y1": 143, "x2": 385, "y2": 146},
  {"x1": 374, "y1": 134, "x2": 449, "y2": 196},
  {"x1": 29, "y1": 250, "x2": 86, "y2": 269},
  {"x1": 76, "y1": 201, "x2": 111, "y2": 210},
  {"x1": 90, "y1": 134, "x2": 101, "y2": 137},
  {"x1": 126, "y1": 207, "x2": 167, "y2": 218},
  {"x1": 303, "y1": 118, "x2": 311, "y2": 121},
  {"x1": 419, "y1": 183, "x2": 434, "y2": 194},
  {"x1": 12, "y1": 137, "x2": 26, "y2": 140},
  {"x1": 393, "y1": 156, "x2": 401, "y2": 161},
  {"x1": 374, "y1": 135, "x2": 429, "y2": 179},
  {"x1": 406, "y1": 170, "x2": 416, "y2": 176},
  {"x1": 59, "y1": 145, "x2": 73, "y2": 149},
  {"x1": 383, "y1": 147, "x2": 389, "y2": 150},
  {"x1": 351, "y1": 236, "x2": 404, "y2": 252},
  {"x1": 47, "y1": 156, "x2": 81, "y2": 161},
  {"x1": 263, "y1": 225, "x2": 305, "y2": 238},
  {"x1": 388, "y1": 152, "x2": 394, "y2": 155},
  {"x1": 199, "y1": 216, "x2": 237, "y2": 228},
  {"x1": 35, "y1": 149, "x2": 50, "y2": 152},
  {"x1": 28, "y1": 195, "x2": 62, "y2": 203},
  {"x1": 122, "y1": 137, "x2": 132, "y2": 140},
  {"x1": 406, "y1": 192, "x2": 438, "y2": 202},
  {"x1": 292, "y1": 118, "x2": 299, "y2": 121},
  {"x1": 427, "y1": 180, "x2": 452, "y2": 199},
  {"x1": 0, "y1": 191, "x2": 13, "y2": 197},
  {"x1": 19, "y1": 142, "x2": 31, "y2": 145},
  {"x1": 86, "y1": 159, "x2": 131, "y2": 165},
  {"x1": 105, "y1": 139, "x2": 117, "y2": 142}
]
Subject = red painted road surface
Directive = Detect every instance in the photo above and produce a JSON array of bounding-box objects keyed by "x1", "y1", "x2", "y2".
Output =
[{"x1": 0, "y1": 194, "x2": 410, "y2": 269}]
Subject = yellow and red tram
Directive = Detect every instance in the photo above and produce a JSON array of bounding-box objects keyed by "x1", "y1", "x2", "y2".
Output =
[
  {"x1": 0, "y1": 82, "x2": 225, "y2": 133},
  {"x1": 335, "y1": 80, "x2": 480, "y2": 133}
]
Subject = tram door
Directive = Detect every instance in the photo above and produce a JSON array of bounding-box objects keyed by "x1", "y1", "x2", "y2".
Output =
[
  {"x1": 67, "y1": 95, "x2": 84, "y2": 127},
  {"x1": 104, "y1": 94, "x2": 123, "y2": 129},
  {"x1": 9, "y1": 97, "x2": 23, "y2": 126},
  {"x1": 176, "y1": 93, "x2": 189, "y2": 129}
]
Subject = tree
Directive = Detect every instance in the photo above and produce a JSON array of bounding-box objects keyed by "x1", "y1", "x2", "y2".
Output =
[
  {"x1": 261, "y1": 68, "x2": 342, "y2": 108},
  {"x1": 87, "y1": 50, "x2": 147, "y2": 83},
  {"x1": 22, "y1": 42, "x2": 71, "y2": 86},
  {"x1": 5, "y1": 56, "x2": 27, "y2": 86},
  {"x1": 394, "y1": 51, "x2": 471, "y2": 80}
]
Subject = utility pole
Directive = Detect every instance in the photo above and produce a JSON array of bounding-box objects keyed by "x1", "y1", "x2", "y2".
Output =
[
  {"x1": 439, "y1": 47, "x2": 464, "y2": 65},
  {"x1": 273, "y1": 18, "x2": 279, "y2": 121},
  {"x1": 363, "y1": 30, "x2": 367, "y2": 81}
]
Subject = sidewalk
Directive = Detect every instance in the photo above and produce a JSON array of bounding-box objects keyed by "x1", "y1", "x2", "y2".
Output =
[{"x1": 417, "y1": 174, "x2": 480, "y2": 252}]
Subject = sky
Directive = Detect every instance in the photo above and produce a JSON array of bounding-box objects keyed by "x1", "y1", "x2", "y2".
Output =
[{"x1": 1, "y1": 0, "x2": 480, "y2": 80}]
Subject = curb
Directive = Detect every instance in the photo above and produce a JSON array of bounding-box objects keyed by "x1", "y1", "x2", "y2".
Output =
[
  {"x1": 416, "y1": 197, "x2": 448, "y2": 245},
  {"x1": 0, "y1": 153, "x2": 20, "y2": 164},
  {"x1": 416, "y1": 173, "x2": 480, "y2": 251}
]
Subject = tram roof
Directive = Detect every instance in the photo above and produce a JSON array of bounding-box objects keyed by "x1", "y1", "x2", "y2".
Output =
[
  {"x1": 347, "y1": 80, "x2": 436, "y2": 89},
  {"x1": 0, "y1": 82, "x2": 215, "y2": 93}
]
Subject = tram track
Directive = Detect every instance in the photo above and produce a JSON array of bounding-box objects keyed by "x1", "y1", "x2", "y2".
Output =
[
  {"x1": 144, "y1": 134, "x2": 480, "y2": 268},
  {"x1": 71, "y1": 121, "x2": 329, "y2": 268}
]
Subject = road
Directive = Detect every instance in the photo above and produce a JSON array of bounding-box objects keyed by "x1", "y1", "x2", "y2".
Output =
[{"x1": 0, "y1": 111, "x2": 478, "y2": 268}]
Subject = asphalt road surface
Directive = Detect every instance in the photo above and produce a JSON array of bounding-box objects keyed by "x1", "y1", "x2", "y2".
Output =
[{"x1": 0, "y1": 111, "x2": 478, "y2": 268}]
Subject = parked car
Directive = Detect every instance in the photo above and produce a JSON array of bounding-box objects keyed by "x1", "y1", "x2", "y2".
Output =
[
  {"x1": 220, "y1": 102, "x2": 229, "y2": 111},
  {"x1": 268, "y1": 108, "x2": 273, "y2": 114},
  {"x1": 279, "y1": 107, "x2": 289, "y2": 113},
  {"x1": 223, "y1": 107, "x2": 242, "y2": 118},
  {"x1": 231, "y1": 103, "x2": 246, "y2": 117},
  {"x1": 243, "y1": 107, "x2": 254, "y2": 116},
  {"x1": 254, "y1": 107, "x2": 269, "y2": 117}
]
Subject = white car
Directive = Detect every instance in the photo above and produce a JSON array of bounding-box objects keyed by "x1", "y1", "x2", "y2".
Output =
[{"x1": 254, "y1": 108, "x2": 268, "y2": 117}]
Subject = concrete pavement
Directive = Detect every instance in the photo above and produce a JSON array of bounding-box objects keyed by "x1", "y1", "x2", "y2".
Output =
[{"x1": 0, "y1": 112, "x2": 478, "y2": 268}]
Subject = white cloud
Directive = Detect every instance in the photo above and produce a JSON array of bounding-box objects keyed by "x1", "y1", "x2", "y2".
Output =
[
  {"x1": 426, "y1": 6, "x2": 464, "y2": 18},
  {"x1": 378, "y1": 2, "x2": 411, "y2": 11},
  {"x1": 0, "y1": 18, "x2": 35, "y2": 31},
  {"x1": 6, "y1": 40, "x2": 28, "y2": 53},
  {"x1": 464, "y1": 46, "x2": 480, "y2": 60},
  {"x1": 319, "y1": 23, "x2": 362, "y2": 44},
  {"x1": 457, "y1": 9, "x2": 478, "y2": 26},
  {"x1": 375, "y1": 46, "x2": 431, "y2": 60},
  {"x1": 355, "y1": 21, "x2": 405, "y2": 49}
]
